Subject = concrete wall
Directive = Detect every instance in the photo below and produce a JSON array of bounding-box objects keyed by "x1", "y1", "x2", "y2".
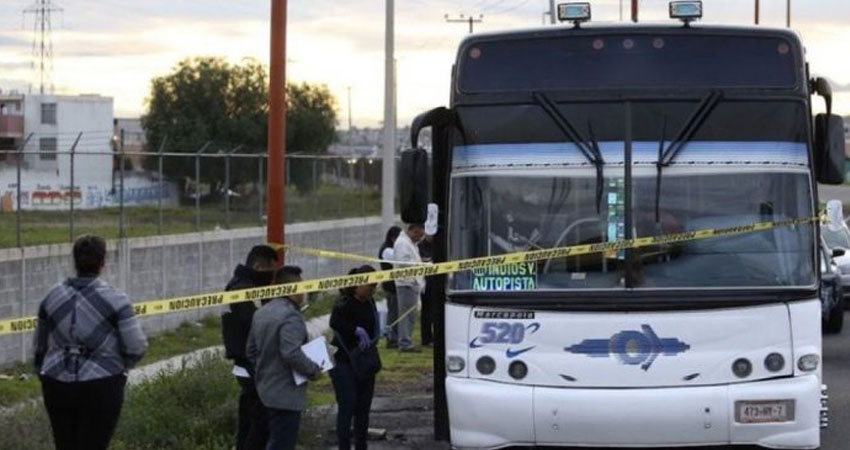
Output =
[{"x1": 0, "y1": 215, "x2": 386, "y2": 366}]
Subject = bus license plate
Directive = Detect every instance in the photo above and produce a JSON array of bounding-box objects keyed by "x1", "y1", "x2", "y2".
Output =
[{"x1": 735, "y1": 400, "x2": 794, "y2": 423}]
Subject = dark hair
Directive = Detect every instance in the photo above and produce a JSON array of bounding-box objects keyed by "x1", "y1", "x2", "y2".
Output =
[
  {"x1": 384, "y1": 226, "x2": 402, "y2": 247},
  {"x1": 73, "y1": 235, "x2": 106, "y2": 277},
  {"x1": 276, "y1": 265, "x2": 303, "y2": 284},
  {"x1": 408, "y1": 223, "x2": 425, "y2": 231},
  {"x1": 246, "y1": 245, "x2": 279, "y2": 267},
  {"x1": 340, "y1": 265, "x2": 376, "y2": 296}
]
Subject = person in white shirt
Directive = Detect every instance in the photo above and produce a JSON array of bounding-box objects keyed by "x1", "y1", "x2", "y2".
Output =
[{"x1": 392, "y1": 223, "x2": 426, "y2": 352}]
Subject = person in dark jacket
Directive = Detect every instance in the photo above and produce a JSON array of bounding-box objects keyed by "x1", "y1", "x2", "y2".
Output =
[
  {"x1": 378, "y1": 226, "x2": 401, "y2": 348},
  {"x1": 330, "y1": 265, "x2": 382, "y2": 450},
  {"x1": 34, "y1": 235, "x2": 148, "y2": 450},
  {"x1": 221, "y1": 245, "x2": 279, "y2": 450}
]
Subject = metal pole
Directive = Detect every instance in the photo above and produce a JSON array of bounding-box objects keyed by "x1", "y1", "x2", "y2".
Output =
[
  {"x1": 786, "y1": 0, "x2": 791, "y2": 28},
  {"x1": 226, "y1": 152, "x2": 231, "y2": 230},
  {"x1": 194, "y1": 141, "x2": 212, "y2": 233},
  {"x1": 119, "y1": 129, "x2": 125, "y2": 239},
  {"x1": 16, "y1": 134, "x2": 33, "y2": 248},
  {"x1": 347, "y1": 86, "x2": 353, "y2": 130},
  {"x1": 225, "y1": 145, "x2": 241, "y2": 230},
  {"x1": 69, "y1": 132, "x2": 82, "y2": 242},
  {"x1": 631, "y1": 0, "x2": 638, "y2": 23},
  {"x1": 268, "y1": 0, "x2": 288, "y2": 251},
  {"x1": 157, "y1": 136, "x2": 167, "y2": 236},
  {"x1": 258, "y1": 155, "x2": 265, "y2": 227},
  {"x1": 360, "y1": 159, "x2": 365, "y2": 217},
  {"x1": 620, "y1": 0, "x2": 624, "y2": 21},
  {"x1": 755, "y1": 0, "x2": 760, "y2": 25},
  {"x1": 382, "y1": 0, "x2": 396, "y2": 232},
  {"x1": 549, "y1": 0, "x2": 556, "y2": 24}
]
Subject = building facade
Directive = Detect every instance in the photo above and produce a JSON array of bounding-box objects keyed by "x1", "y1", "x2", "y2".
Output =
[{"x1": 0, "y1": 91, "x2": 116, "y2": 211}]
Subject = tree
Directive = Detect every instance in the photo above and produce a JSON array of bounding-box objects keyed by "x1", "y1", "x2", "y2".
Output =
[
  {"x1": 142, "y1": 57, "x2": 337, "y2": 195},
  {"x1": 286, "y1": 83, "x2": 338, "y2": 194}
]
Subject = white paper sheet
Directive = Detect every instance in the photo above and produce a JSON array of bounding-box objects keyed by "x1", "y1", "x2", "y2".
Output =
[{"x1": 293, "y1": 335, "x2": 334, "y2": 385}]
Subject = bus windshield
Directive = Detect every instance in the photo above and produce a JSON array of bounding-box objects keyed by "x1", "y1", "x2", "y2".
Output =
[{"x1": 450, "y1": 168, "x2": 814, "y2": 292}]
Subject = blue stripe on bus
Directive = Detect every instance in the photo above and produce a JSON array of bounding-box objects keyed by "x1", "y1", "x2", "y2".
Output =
[{"x1": 452, "y1": 141, "x2": 808, "y2": 169}]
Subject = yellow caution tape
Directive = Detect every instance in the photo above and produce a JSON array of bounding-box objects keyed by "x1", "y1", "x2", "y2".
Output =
[
  {"x1": 272, "y1": 243, "x2": 426, "y2": 267},
  {"x1": 0, "y1": 215, "x2": 821, "y2": 336}
]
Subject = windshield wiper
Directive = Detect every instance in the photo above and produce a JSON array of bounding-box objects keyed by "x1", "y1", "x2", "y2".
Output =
[
  {"x1": 654, "y1": 90, "x2": 723, "y2": 223},
  {"x1": 533, "y1": 92, "x2": 605, "y2": 213}
]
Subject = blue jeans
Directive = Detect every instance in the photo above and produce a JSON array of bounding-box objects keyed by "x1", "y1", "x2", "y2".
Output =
[
  {"x1": 331, "y1": 360, "x2": 376, "y2": 450},
  {"x1": 396, "y1": 285, "x2": 419, "y2": 349},
  {"x1": 265, "y1": 408, "x2": 301, "y2": 450}
]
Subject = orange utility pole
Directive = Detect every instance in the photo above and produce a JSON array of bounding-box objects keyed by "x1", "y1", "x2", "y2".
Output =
[{"x1": 267, "y1": 0, "x2": 287, "y2": 253}]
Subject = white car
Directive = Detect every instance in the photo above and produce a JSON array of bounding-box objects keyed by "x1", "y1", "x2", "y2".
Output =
[{"x1": 821, "y1": 200, "x2": 850, "y2": 299}]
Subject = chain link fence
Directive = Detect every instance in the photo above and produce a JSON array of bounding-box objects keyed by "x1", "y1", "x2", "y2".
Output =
[{"x1": 0, "y1": 139, "x2": 394, "y2": 249}]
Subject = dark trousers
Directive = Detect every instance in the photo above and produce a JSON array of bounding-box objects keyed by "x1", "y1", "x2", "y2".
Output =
[
  {"x1": 330, "y1": 360, "x2": 376, "y2": 450},
  {"x1": 385, "y1": 290, "x2": 398, "y2": 344},
  {"x1": 266, "y1": 408, "x2": 301, "y2": 450},
  {"x1": 420, "y1": 284, "x2": 435, "y2": 346},
  {"x1": 40, "y1": 373, "x2": 126, "y2": 450},
  {"x1": 236, "y1": 376, "x2": 269, "y2": 450}
]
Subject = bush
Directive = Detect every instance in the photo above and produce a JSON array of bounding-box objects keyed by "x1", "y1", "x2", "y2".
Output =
[{"x1": 0, "y1": 355, "x2": 238, "y2": 450}]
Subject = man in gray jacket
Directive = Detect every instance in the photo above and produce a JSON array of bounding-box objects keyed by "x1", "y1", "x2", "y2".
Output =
[{"x1": 247, "y1": 265, "x2": 321, "y2": 450}]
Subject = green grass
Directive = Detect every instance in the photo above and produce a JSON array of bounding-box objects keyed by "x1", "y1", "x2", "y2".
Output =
[
  {"x1": 0, "y1": 292, "x2": 382, "y2": 409},
  {"x1": 0, "y1": 184, "x2": 382, "y2": 249},
  {"x1": 138, "y1": 315, "x2": 223, "y2": 366},
  {"x1": 0, "y1": 315, "x2": 224, "y2": 409},
  {"x1": 0, "y1": 314, "x2": 435, "y2": 450},
  {"x1": 308, "y1": 318, "x2": 433, "y2": 407}
]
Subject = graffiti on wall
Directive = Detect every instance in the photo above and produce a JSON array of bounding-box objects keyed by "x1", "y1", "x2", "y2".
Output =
[{"x1": 2, "y1": 182, "x2": 176, "y2": 212}]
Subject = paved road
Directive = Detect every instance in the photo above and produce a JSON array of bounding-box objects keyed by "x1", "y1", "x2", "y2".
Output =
[
  {"x1": 819, "y1": 184, "x2": 850, "y2": 207},
  {"x1": 821, "y1": 309, "x2": 850, "y2": 450}
]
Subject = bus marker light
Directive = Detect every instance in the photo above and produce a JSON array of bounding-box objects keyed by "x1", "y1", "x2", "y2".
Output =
[
  {"x1": 447, "y1": 356, "x2": 465, "y2": 373},
  {"x1": 764, "y1": 353, "x2": 785, "y2": 372},
  {"x1": 798, "y1": 354, "x2": 819, "y2": 372},
  {"x1": 557, "y1": 3, "x2": 591, "y2": 24},
  {"x1": 509, "y1": 361, "x2": 528, "y2": 380},
  {"x1": 669, "y1": 1, "x2": 702, "y2": 23},
  {"x1": 732, "y1": 358, "x2": 752, "y2": 378},
  {"x1": 476, "y1": 356, "x2": 496, "y2": 375}
]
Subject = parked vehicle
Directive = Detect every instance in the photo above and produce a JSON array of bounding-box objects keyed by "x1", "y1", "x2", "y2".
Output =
[
  {"x1": 820, "y1": 241, "x2": 844, "y2": 333},
  {"x1": 821, "y1": 199, "x2": 850, "y2": 301}
]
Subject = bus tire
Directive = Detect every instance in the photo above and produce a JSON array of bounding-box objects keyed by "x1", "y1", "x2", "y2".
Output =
[{"x1": 824, "y1": 301, "x2": 844, "y2": 334}]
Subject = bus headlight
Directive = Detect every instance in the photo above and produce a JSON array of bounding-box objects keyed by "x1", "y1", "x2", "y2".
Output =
[
  {"x1": 508, "y1": 361, "x2": 528, "y2": 380},
  {"x1": 476, "y1": 356, "x2": 496, "y2": 375},
  {"x1": 798, "y1": 354, "x2": 820, "y2": 372},
  {"x1": 447, "y1": 356, "x2": 465, "y2": 373},
  {"x1": 732, "y1": 358, "x2": 752, "y2": 378},
  {"x1": 764, "y1": 353, "x2": 785, "y2": 372}
]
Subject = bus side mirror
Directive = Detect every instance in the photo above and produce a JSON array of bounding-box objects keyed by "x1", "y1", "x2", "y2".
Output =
[
  {"x1": 400, "y1": 147, "x2": 429, "y2": 224},
  {"x1": 814, "y1": 114, "x2": 846, "y2": 185}
]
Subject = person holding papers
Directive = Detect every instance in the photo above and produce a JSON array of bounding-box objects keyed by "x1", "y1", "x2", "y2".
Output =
[
  {"x1": 247, "y1": 265, "x2": 321, "y2": 450},
  {"x1": 330, "y1": 265, "x2": 382, "y2": 450}
]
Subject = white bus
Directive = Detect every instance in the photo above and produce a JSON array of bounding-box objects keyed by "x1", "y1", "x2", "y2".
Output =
[{"x1": 402, "y1": 2, "x2": 846, "y2": 449}]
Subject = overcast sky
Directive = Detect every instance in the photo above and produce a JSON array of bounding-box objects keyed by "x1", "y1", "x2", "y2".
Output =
[{"x1": 0, "y1": 0, "x2": 848, "y2": 127}]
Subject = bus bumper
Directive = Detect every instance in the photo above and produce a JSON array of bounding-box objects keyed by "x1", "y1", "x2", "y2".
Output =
[{"x1": 446, "y1": 375, "x2": 821, "y2": 449}]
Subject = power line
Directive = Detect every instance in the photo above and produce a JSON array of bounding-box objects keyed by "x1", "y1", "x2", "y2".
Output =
[
  {"x1": 444, "y1": 13, "x2": 484, "y2": 34},
  {"x1": 22, "y1": 0, "x2": 62, "y2": 95}
]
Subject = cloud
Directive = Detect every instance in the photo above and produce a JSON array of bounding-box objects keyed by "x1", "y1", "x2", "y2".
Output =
[{"x1": 0, "y1": 34, "x2": 28, "y2": 48}]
